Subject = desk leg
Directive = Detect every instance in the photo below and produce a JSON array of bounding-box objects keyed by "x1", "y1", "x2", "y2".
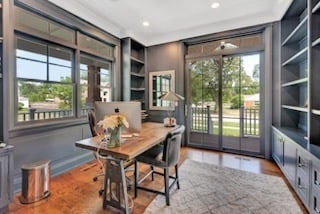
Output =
[{"x1": 103, "y1": 157, "x2": 130, "y2": 214}]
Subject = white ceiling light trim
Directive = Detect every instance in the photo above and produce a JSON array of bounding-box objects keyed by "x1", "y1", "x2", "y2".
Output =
[
  {"x1": 142, "y1": 21, "x2": 150, "y2": 27},
  {"x1": 211, "y1": 2, "x2": 220, "y2": 9}
]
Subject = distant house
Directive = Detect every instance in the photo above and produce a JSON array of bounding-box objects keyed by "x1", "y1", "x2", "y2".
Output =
[
  {"x1": 18, "y1": 96, "x2": 29, "y2": 108},
  {"x1": 244, "y1": 94, "x2": 259, "y2": 108}
]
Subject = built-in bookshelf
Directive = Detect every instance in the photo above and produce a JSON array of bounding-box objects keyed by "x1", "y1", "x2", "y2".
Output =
[
  {"x1": 280, "y1": 0, "x2": 308, "y2": 147},
  {"x1": 121, "y1": 38, "x2": 147, "y2": 119},
  {"x1": 273, "y1": 0, "x2": 320, "y2": 212}
]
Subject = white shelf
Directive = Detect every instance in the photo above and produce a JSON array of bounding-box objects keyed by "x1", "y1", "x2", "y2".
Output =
[
  {"x1": 131, "y1": 87, "x2": 145, "y2": 91},
  {"x1": 312, "y1": 37, "x2": 320, "y2": 47},
  {"x1": 131, "y1": 56, "x2": 144, "y2": 65},
  {"x1": 313, "y1": 1, "x2": 320, "y2": 13},
  {"x1": 131, "y1": 72, "x2": 144, "y2": 78},
  {"x1": 282, "y1": 105, "x2": 308, "y2": 112},
  {"x1": 282, "y1": 16, "x2": 308, "y2": 46},
  {"x1": 282, "y1": 78, "x2": 308, "y2": 87},
  {"x1": 312, "y1": 109, "x2": 320, "y2": 115},
  {"x1": 282, "y1": 47, "x2": 308, "y2": 66}
]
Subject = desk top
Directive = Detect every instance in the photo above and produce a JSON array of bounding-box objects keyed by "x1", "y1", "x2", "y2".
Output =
[{"x1": 75, "y1": 122, "x2": 177, "y2": 160}]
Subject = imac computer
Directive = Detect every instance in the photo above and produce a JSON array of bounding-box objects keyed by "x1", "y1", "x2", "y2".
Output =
[{"x1": 94, "y1": 101, "x2": 142, "y2": 133}]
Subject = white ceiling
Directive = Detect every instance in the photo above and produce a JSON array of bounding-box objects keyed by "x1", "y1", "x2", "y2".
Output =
[{"x1": 48, "y1": 0, "x2": 293, "y2": 46}]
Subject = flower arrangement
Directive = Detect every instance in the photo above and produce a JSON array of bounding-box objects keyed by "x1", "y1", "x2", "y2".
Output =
[
  {"x1": 97, "y1": 113, "x2": 129, "y2": 130},
  {"x1": 97, "y1": 113, "x2": 129, "y2": 148}
]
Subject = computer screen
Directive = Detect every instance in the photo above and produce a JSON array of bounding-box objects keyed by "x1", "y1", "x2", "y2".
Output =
[{"x1": 94, "y1": 101, "x2": 142, "y2": 133}]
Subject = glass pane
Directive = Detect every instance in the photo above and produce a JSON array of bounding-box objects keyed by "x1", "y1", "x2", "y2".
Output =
[
  {"x1": 17, "y1": 38, "x2": 47, "y2": 61},
  {"x1": 79, "y1": 33, "x2": 114, "y2": 58},
  {"x1": 242, "y1": 55, "x2": 260, "y2": 84},
  {"x1": 187, "y1": 34, "x2": 261, "y2": 55},
  {"x1": 49, "y1": 47, "x2": 72, "y2": 82},
  {"x1": 80, "y1": 85, "x2": 88, "y2": 113},
  {"x1": 222, "y1": 87, "x2": 241, "y2": 137},
  {"x1": 80, "y1": 54, "x2": 113, "y2": 116},
  {"x1": 49, "y1": 22, "x2": 75, "y2": 43},
  {"x1": 190, "y1": 59, "x2": 220, "y2": 134},
  {"x1": 15, "y1": 7, "x2": 75, "y2": 43},
  {"x1": 17, "y1": 58, "x2": 47, "y2": 80},
  {"x1": 49, "y1": 47, "x2": 72, "y2": 67},
  {"x1": 49, "y1": 65, "x2": 72, "y2": 82},
  {"x1": 80, "y1": 66, "x2": 88, "y2": 85},
  {"x1": 99, "y1": 68, "x2": 111, "y2": 87},
  {"x1": 222, "y1": 56, "x2": 241, "y2": 87},
  {"x1": 17, "y1": 81, "x2": 73, "y2": 122}
]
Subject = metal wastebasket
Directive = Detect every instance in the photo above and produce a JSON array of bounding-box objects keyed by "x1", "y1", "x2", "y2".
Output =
[{"x1": 20, "y1": 160, "x2": 51, "y2": 204}]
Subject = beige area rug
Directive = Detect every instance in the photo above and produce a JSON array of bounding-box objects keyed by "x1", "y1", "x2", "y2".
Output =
[{"x1": 144, "y1": 159, "x2": 302, "y2": 214}]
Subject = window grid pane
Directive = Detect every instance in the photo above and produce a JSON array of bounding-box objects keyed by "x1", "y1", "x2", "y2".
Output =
[{"x1": 16, "y1": 37, "x2": 74, "y2": 122}]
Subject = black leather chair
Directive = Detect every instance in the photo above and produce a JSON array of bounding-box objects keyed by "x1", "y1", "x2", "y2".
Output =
[{"x1": 134, "y1": 125, "x2": 185, "y2": 205}]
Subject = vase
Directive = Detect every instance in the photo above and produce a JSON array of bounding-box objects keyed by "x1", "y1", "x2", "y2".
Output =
[{"x1": 108, "y1": 126, "x2": 121, "y2": 148}]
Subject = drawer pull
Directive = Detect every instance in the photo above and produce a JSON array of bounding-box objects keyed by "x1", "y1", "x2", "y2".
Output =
[{"x1": 298, "y1": 163, "x2": 304, "y2": 167}]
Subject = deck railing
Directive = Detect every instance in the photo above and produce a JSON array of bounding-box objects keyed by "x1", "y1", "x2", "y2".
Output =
[
  {"x1": 18, "y1": 108, "x2": 88, "y2": 121},
  {"x1": 191, "y1": 106, "x2": 259, "y2": 137}
]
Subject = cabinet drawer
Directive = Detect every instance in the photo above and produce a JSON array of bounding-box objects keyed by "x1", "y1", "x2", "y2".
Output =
[
  {"x1": 296, "y1": 174, "x2": 310, "y2": 205},
  {"x1": 311, "y1": 189, "x2": 320, "y2": 214},
  {"x1": 312, "y1": 165, "x2": 320, "y2": 193},
  {"x1": 297, "y1": 151, "x2": 310, "y2": 177}
]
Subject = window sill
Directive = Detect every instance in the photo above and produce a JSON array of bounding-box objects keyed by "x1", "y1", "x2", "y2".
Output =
[{"x1": 9, "y1": 118, "x2": 88, "y2": 138}]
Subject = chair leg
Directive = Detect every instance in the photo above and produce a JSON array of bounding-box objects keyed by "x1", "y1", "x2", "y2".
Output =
[
  {"x1": 164, "y1": 168, "x2": 170, "y2": 206},
  {"x1": 134, "y1": 161, "x2": 139, "y2": 198},
  {"x1": 175, "y1": 164, "x2": 180, "y2": 189},
  {"x1": 151, "y1": 165, "x2": 154, "y2": 181}
]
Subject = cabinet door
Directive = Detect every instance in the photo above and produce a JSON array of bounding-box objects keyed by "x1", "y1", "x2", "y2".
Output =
[
  {"x1": 311, "y1": 162, "x2": 320, "y2": 214},
  {"x1": 296, "y1": 149, "x2": 310, "y2": 208},
  {"x1": 272, "y1": 129, "x2": 283, "y2": 166},
  {"x1": 283, "y1": 137, "x2": 297, "y2": 185},
  {"x1": 0, "y1": 155, "x2": 9, "y2": 209}
]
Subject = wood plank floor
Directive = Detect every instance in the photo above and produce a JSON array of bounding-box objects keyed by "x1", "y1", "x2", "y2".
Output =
[{"x1": 8, "y1": 147, "x2": 308, "y2": 214}]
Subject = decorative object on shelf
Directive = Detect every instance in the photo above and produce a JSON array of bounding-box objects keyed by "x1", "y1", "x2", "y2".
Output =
[
  {"x1": 97, "y1": 108, "x2": 129, "y2": 148},
  {"x1": 158, "y1": 90, "x2": 184, "y2": 127}
]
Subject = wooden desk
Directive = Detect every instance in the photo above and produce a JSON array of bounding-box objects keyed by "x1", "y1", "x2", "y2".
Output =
[{"x1": 75, "y1": 122, "x2": 177, "y2": 213}]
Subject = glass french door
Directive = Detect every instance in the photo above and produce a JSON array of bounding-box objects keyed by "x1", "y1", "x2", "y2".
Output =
[
  {"x1": 187, "y1": 57, "x2": 221, "y2": 149},
  {"x1": 186, "y1": 53, "x2": 261, "y2": 154}
]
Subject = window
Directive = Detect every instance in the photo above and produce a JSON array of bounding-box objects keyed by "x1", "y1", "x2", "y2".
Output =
[
  {"x1": 80, "y1": 54, "x2": 112, "y2": 116},
  {"x1": 16, "y1": 37, "x2": 74, "y2": 122},
  {"x1": 79, "y1": 33, "x2": 114, "y2": 59},
  {"x1": 13, "y1": 5, "x2": 116, "y2": 125},
  {"x1": 15, "y1": 7, "x2": 76, "y2": 44}
]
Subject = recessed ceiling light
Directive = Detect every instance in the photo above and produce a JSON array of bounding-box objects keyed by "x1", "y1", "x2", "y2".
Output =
[
  {"x1": 142, "y1": 21, "x2": 150, "y2": 27},
  {"x1": 211, "y1": 2, "x2": 220, "y2": 8}
]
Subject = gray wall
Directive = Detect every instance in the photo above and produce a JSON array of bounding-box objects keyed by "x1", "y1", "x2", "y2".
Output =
[
  {"x1": 11, "y1": 124, "x2": 94, "y2": 192},
  {"x1": 272, "y1": 22, "x2": 282, "y2": 127},
  {"x1": 146, "y1": 42, "x2": 186, "y2": 126}
]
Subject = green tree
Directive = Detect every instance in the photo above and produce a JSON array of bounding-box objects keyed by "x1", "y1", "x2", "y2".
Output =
[
  {"x1": 190, "y1": 56, "x2": 259, "y2": 112},
  {"x1": 230, "y1": 95, "x2": 244, "y2": 109},
  {"x1": 19, "y1": 77, "x2": 73, "y2": 110},
  {"x1": 19, "y1": 82, "x2": 53, "y2": 102}
]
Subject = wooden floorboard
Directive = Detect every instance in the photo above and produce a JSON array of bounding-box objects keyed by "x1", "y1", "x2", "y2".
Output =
[{"x1": 8, "y1": 147, "x2": 308, "y2": 214}]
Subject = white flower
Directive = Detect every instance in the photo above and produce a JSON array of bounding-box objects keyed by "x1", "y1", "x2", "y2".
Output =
[{"x1": 97, "y1": 113, "x2": 129, "y2": 130}]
